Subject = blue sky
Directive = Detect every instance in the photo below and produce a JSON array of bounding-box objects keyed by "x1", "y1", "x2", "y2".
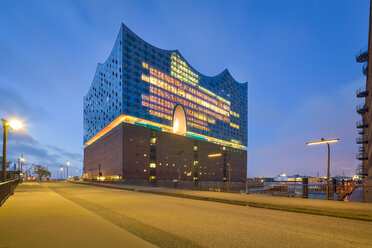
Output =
[{"x1": 0, "y1": 0, "x2": 369, "y2": 177}]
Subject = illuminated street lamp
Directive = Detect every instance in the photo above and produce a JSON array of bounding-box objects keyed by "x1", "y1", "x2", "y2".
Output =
[
  {"x1": 208, "y1": 152, "x2": 232, "y2": 192},
  {"x1": 66, "y1": 160, "x2": 70, "y2": 180},
  {"x1": 60, "y1": 165, "x2": 63, "y2": 180},
  {"x1": 306, "y1": 138, "x2": 339, "y2": 200},
  {"x1": 2, "y1": 119, "x2": 23, "y2": 182},
  {"x1": 18, "y1": 154, "x2": 25, "y2": 182}
]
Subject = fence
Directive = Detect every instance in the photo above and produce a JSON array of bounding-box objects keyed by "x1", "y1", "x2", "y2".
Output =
[
  {"x1": 248, "y1": 182, "x2": 369, "y2": 202},
  {"x1": 0, "y1": 179, "x2": 20, "y2": 206}
]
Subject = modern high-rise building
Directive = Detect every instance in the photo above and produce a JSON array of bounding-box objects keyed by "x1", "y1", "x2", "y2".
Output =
[
  {"x1": 83, "y1": 23, "x2": 247, "y2": 184},
  {"x1": 356, "y1": 1, "x2": 372, "y2": 202}
]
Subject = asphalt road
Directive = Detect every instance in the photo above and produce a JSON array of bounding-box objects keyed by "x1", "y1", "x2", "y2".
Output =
[{"x1": 44, "y1": 182, "x2": 372, "y2": 248}]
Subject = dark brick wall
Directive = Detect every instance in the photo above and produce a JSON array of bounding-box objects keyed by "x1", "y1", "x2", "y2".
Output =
[{"x1": 84, "y1": 123, "x2": 247, "y2": 182}]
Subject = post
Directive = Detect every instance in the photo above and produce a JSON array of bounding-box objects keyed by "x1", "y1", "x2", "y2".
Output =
[
  {"x1": 326, "y1": 142, "x2": 330, "y2": 200},
  {"x1": 2, "y1": 120, "x2": 8, "y2": 182}
]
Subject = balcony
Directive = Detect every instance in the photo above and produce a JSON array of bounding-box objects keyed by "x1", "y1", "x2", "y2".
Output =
[
  {"x1": 356, "y1": 119, "x2": 369, "y2": 129},
  {"x1": 358, "y1": 129, "x2": 365, "y2": 135},
  {"x1": 356, "y1": 86, "x2": 368, "y2": 98},
  {"x1": 356, "y1": 103, "x2": 368, "y2": 115},
  {"x1": 363, "y1": 63, "x2": 368, "y2": 76},
  {"x1": 356, "y1": 47, "x2": 368, "y2": 63},
  {"x1": 356, "y1": 136, "x2": 368, "y2": 144},
  {"x1": 356, "y1": 152, "x2": 368, "y2": 160},
  {"x1": 356, "y1": 164, "x2": 369, "y2": 176}
]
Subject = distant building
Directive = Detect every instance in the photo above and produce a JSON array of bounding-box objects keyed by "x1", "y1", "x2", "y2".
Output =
[
  {"x1": 83, "y1": 24, "x2": 248, "y2": 183},
  {"x1": 356, "y1": 1, "x2": 372, "y2": 202}
]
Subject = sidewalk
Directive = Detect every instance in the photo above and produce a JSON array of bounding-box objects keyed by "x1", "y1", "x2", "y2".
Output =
[
  {"x1": 0, "y1": 182, "x2": 155, "y2": 248},
  {"x1": 79, "y1": 181, "x2": 372, "y2": 222}
]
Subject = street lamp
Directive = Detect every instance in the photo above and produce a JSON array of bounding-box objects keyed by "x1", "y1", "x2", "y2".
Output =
[
  {"x1": 60, "y1": 165, "x2": 63, "y2": 180},
  {"x1": 208, "y1": 153, "x2": 232, "y2": 192},
  {"x1": 18, "y1": 155, "x2": 25, "y2": 182},
  {"x1": 2, "y1": 118, "x2": 23, "y2": 182},
  {"x1": 66, "y1": 160, "x2": 70, "y2": 180},
  {"x1": 306, "y1": 138, "x2": 339, "y2": 200}
]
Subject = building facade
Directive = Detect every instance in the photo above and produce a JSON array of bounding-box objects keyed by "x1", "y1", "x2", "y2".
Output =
[
  {"x1": 83, "y1": 23, "x2": 248, "y2": 183},
  {"x1": 356, "y1": 0, "x2": 372, "y2": 202}
]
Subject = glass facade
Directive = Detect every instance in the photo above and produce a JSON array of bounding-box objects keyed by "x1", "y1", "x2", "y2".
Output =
[{"x1": 84, "y1": 23, "x2": 248, "y2": 148}]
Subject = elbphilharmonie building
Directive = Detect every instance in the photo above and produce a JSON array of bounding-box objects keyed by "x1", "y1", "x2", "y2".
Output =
[{"x1": 83, "y1": 23, "x2": 247, "y2": 184}]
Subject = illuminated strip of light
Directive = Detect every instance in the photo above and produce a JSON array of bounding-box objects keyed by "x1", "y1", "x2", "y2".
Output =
[
  {"x1": 85, "y1": 115, "x2": 245, "y2": 148},
  {"x1": 208, "y1": 153, "x2": 222, "y2": 157},
  {"x1": 230, "y1": 122, "x2": 240, "y2": 129},
  {"x1": 306, "y1": 139, "x2": 339, "y2": 146}
]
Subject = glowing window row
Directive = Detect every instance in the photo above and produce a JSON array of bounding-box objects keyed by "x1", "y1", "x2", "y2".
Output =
[
  {"x1": 149, "y1": 67, "x2": 229, "y2": 111},
  {"x1": 188, "y1": 122, "x2": 210, "y2": 132},
  {"x1": 149, "y1": 85, "x2": 229, "y2": 122},
  {"x1": 142, "y1": 74, "x2": 230, "y2": 117},
  {"x1": 149, "y1": 109, "x2": 172, "y2": 120},
  {"x1": 230, "y1": 123, "x2": 240, "y2": 129},
  {"x1": 142, "y1": 100, "x2": 172, "y2": 115},
  {"x1": 230, "y1": 111, "x2": 240, "y2": 118},
  {"x1": 171, "y1": 53, "x2": 199, "y2": 85},
  {"x1": 185, "y1": 108, "x2": 215, "y2": 124},
  {"x1": 142, "y1": 94, "x2": 176, "y2": 110},
  {"x1": 187, "y1": 116, "x2": 208, "y2": 127}
]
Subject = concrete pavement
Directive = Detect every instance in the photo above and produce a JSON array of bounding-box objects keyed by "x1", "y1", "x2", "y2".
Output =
[
  {"x1": 78, "y1": 181, "x2": 372, "y2": 222},
  {"x1": 0, "y1": 182, "x2": 155, "y2": 248},
  {"x1": 47, "y1": 182, "x2": 372, "y2": 248}
]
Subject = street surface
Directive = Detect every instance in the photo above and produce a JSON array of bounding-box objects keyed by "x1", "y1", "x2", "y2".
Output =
[{"x1": 2, "y1": 182, "x2": 372, "y2": 248}]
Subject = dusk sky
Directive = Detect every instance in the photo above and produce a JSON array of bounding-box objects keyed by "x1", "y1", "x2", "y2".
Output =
[{"x1": 0, "y1": 0, "x2": 369, "y2": 178}]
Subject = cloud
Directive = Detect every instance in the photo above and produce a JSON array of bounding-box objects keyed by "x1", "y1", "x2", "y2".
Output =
[{"x1": 0, "y1": 83, "x2": 50, "y2": 121}]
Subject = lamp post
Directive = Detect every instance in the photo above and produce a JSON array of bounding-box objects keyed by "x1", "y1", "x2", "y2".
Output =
[
  {"x1": 208, "y1": 153, "x2": 232, "y2": 192},
  {"x1": 66, "y1": 160, "x2": 70, "y2": 180},
  {"x1": 177, "y1": 151, "x2": 184, "y2": 189},
  {"x1": 306, "y1": 138, "x2": 339, "y2": 200},
  {"x1": 2, "y1": 119, "x2": 23, "y2": 182},
  {"x1": 60, "y1": 165, "x2": 63, "y2": 180},
  {"x1": 18, "y1": 155, "x2": 24, "y2": 181}
]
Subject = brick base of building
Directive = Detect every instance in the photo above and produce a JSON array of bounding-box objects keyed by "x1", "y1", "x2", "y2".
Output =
[{"x1": 84, "y1": 122, "x2": 247, "y2": 182}]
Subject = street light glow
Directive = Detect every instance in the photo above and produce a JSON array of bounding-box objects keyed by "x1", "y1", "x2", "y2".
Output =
[
  {"x1": 67, "y1": 160, "x2": 70, "y2": 166},
  {"x1": 8, "y1": 120, "x2": 23, "y2": 131},
  {"x1": 306, "y1": 139, "x2": 339, "y2": 146},
  {"x1": 208, "y1": 153, "x2": 222, "y2": 157}
]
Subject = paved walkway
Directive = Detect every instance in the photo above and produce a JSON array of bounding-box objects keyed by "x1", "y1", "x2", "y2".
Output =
[
  {"x1": 0, "y1": 182, "x2": 155, "y2": 248},
  {"x1": 81, "y1": 181, "x2": 372, "y2": 222}
]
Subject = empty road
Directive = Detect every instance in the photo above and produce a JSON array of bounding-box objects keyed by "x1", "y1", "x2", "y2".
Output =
[{"x1": 45, "y1": 182, "x2": 372, "y2": 248}]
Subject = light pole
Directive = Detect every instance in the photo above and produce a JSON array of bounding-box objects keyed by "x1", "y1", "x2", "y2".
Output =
[
  {"x1": 306, "y1": 138, "x2": 339, "y2": 200},
  {"x1": 66, "y1": 160, "x2": 70, "y2": 180},
  {"x1": 208, "y1": 153, "x2": 232, "y2": 192},
  {"x1": 2, "y1": 119, "x2": 23, "y2": 182},
  {"x1": 18, "y1": 155, "x2": 24, "y2": 181},
  {"x1": 177, "y1": 151, "x2": 184, "y2": 189},
  {"x1": 60, "y1": 165, "x2": 63, "y2": 180}
]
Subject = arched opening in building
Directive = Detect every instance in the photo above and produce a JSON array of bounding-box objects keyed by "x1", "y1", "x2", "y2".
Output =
[{"x1": 172, "y1": 105, "x2": 186, "y2": 136}]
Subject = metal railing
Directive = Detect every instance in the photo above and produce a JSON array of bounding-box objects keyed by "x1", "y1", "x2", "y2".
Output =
[
  {"x1": 356, "y1": 119, "x2": 368, "y2": 128},
  {"x1": 356, "y1": 86, "x2": 368, "y2": 97},
  {"x1": 356, "y1": 46, "x2": 368, "y2": 63},
  {"x1": 356, "y1": 103, "x2": 368, "y2": 114},
  {"x1": 356, "y1": 136, "x2": 368, "y2": 144},
  {"x1": 363, "y1": 63, "x2": 368, "y2": 76},
  {"x1": 247, "y1": 182, "x2": 369, "y2": 202},
  {"x1": 0, "y1": 179, "x2": 20, "y2": 206}
]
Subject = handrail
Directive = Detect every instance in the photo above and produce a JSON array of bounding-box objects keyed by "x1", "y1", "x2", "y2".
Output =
[{"x1": 0, "y1": 179, "x2": 20, "y2": 206}]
